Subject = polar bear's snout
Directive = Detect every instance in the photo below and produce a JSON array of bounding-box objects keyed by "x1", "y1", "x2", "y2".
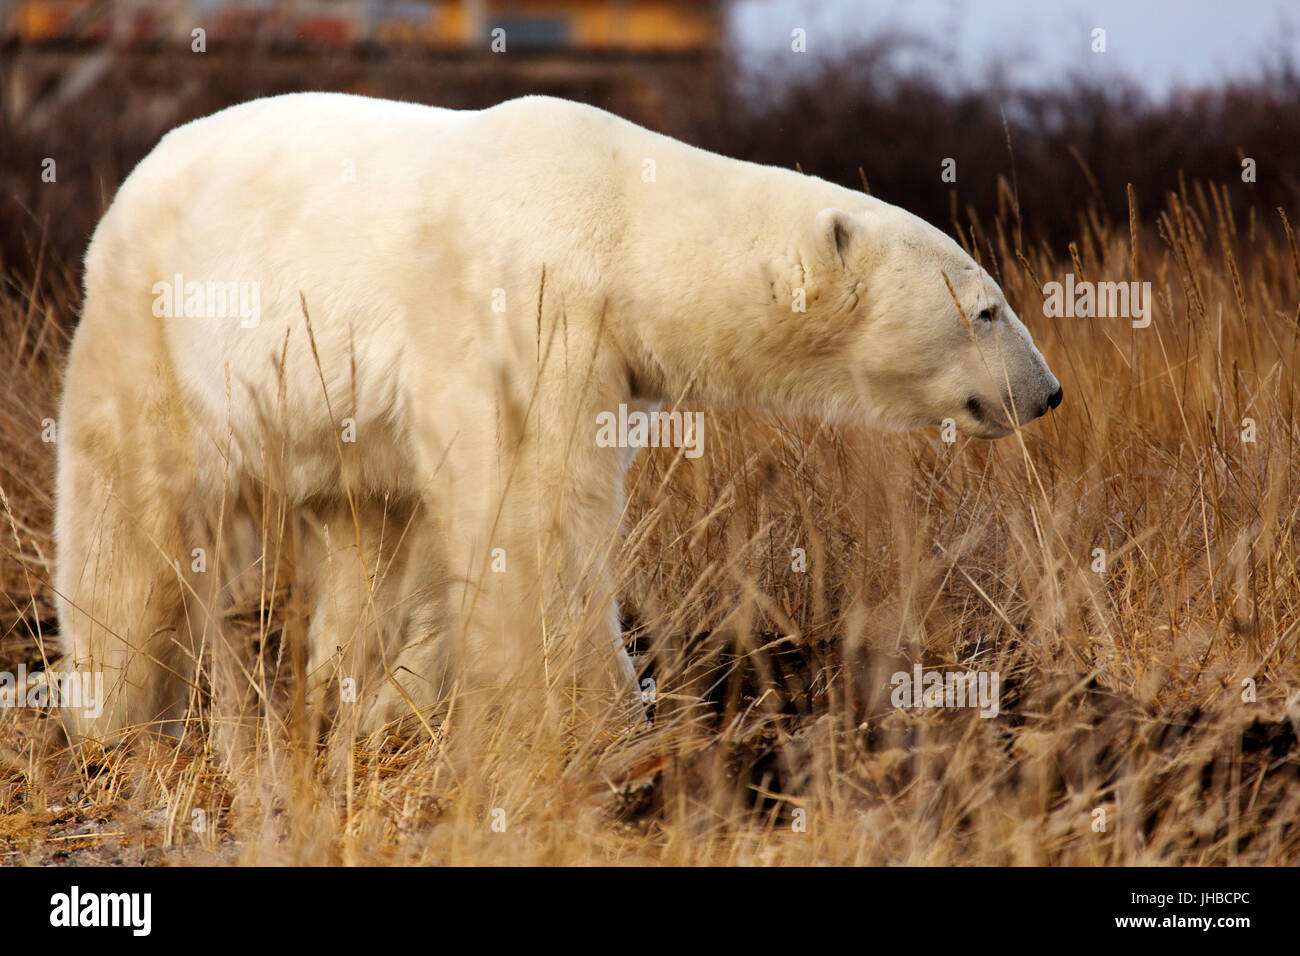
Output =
[
  {"x1": 1023, "y1": 355, "x2": 1063, "y2": 423},
  {"x1": 967, "y1": 380, "x2": 1061, "y2": 431},
  {"x1": 1016, "y1": 366, "x2": 1064, "y2": 423},
  {"x1": 954, "y1": 322, "x2": 1061, "y2": 438}
]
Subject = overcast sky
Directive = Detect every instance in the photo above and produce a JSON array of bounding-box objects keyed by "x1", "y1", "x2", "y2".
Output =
[{"x1": 730, "y1": 0, "x2": 1300, "y2": 96}]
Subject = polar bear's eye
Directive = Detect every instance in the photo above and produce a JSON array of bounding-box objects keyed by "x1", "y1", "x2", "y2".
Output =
[{"x1": 977, "y1": 306, "x2": 996, "y2": 322}]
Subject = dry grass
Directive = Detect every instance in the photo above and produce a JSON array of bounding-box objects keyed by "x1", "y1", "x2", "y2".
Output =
[{"x1": 1, "y1": 182, "x2": 1299, "y2": 866}]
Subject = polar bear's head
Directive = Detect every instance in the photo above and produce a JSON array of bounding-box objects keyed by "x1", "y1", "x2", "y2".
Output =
[{"x1": 794, "y1": 203, "x2": 1061, "y2": 439}]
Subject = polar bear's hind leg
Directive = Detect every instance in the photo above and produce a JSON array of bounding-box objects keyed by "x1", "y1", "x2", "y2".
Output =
[{"x1": 54, "y1": 307, "x2": 203, "y2": 742}]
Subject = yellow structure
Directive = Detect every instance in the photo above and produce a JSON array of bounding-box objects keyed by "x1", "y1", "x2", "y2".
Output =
[
  {"x1": 433, "y1": 1, "x2": 721, "y2": 50},
  {"x1": 9, "y1": 1, "x2": 724, "y2": 51}
]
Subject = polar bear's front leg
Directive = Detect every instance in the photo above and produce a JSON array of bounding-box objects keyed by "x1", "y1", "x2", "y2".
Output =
[
  {"x1": 357, "y1": 499, "x2": 608, "y2": 732},
  {"x1": 526, "y1": 434, "x2": 643, "y2": 719},
  {"x1": 358, "y1": 421, "x2": 639, "y2": 734}
]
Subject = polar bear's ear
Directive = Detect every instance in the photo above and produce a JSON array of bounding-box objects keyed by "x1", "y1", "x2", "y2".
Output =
[{"x1": 812, "y1": 207, "x2": 857, "y2": 270}]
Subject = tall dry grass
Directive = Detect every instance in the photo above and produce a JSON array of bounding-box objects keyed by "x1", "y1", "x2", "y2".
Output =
[{"x1": 1, "y1": 180, "x2": 1298, "y2": 865}]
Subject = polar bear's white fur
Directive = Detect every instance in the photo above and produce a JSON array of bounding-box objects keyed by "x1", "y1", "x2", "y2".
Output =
[{"x1": 55, "y1": 93, "x2": 1060, "y2": 740}]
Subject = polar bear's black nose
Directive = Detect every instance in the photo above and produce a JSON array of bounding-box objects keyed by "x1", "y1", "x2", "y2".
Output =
[{"x1": 1047, "y1": 386, "x2": 1063, "y2": 410}]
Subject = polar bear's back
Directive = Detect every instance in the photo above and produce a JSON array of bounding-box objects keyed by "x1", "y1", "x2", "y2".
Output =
[{"x1": 84, "y1": 92, "x2": 653, "y2": 323}]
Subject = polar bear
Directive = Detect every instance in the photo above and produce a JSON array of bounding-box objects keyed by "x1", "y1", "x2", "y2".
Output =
[{"x1": 54, "y1": 93, "x2": 1060, "y2": 742}]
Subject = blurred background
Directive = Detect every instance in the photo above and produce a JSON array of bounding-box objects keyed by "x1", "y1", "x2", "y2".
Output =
[{"x1": 2, "y1": 0, "x2": 1300, "y2": 284}]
